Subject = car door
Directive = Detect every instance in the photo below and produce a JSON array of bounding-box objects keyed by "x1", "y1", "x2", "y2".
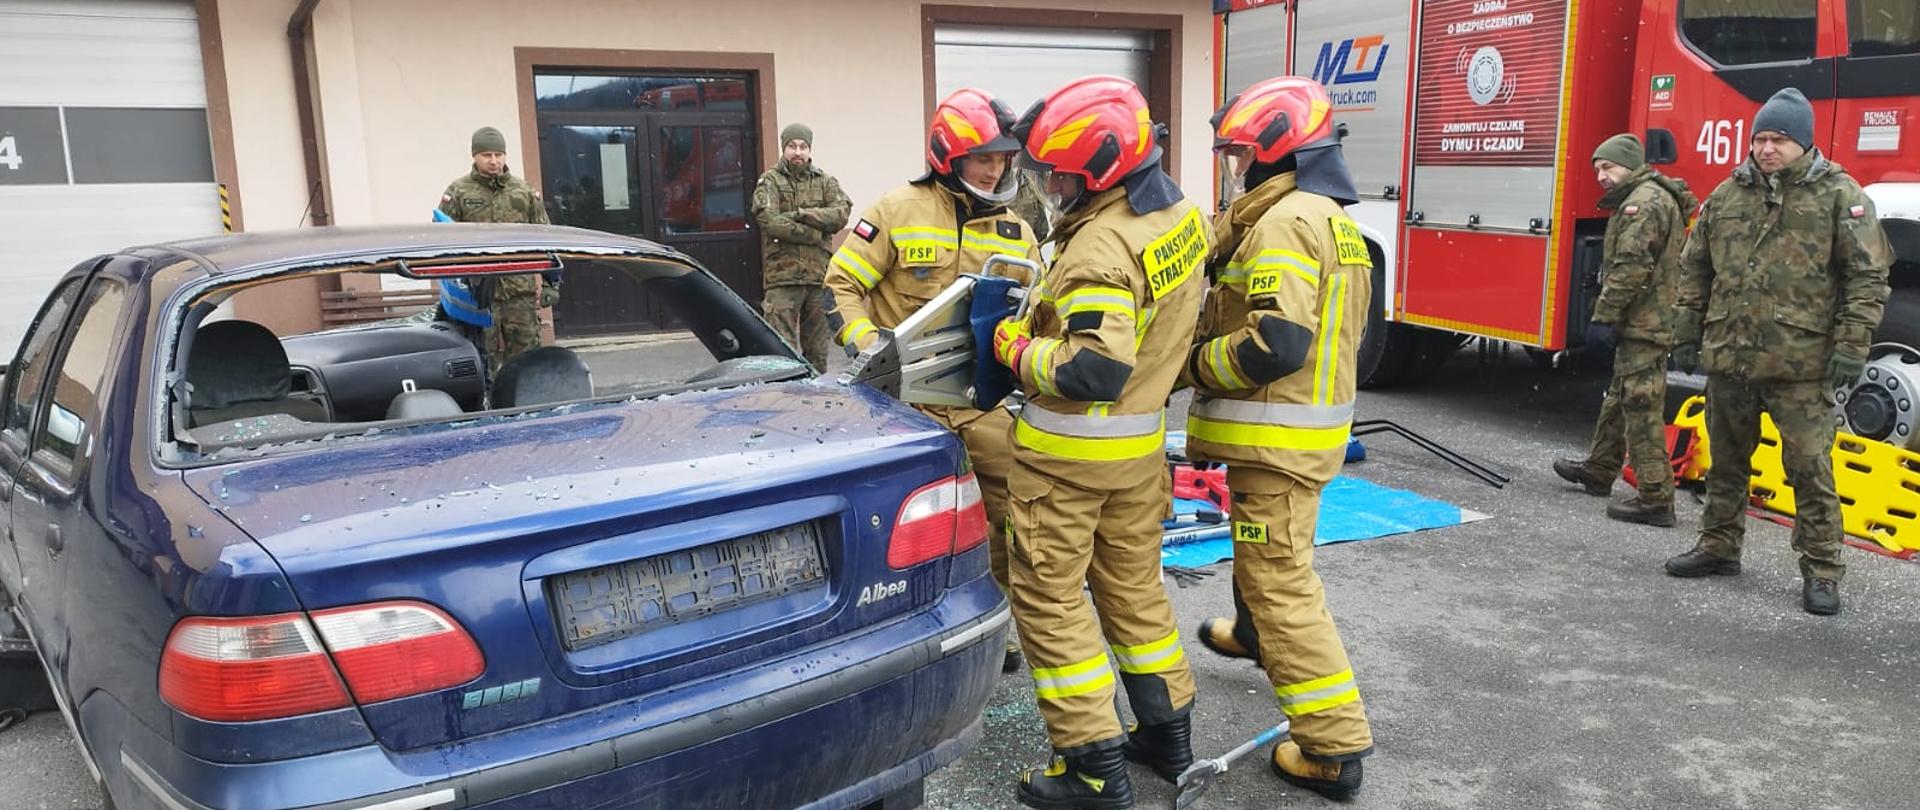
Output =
[
  {"x1": 10, "y1": 273, "x2": 127, "y2": 681},
  {"x1": 1, "y1": 277, "x2": 85, "y2": 603}
]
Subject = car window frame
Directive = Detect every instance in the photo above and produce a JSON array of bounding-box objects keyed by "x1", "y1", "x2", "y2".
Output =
[
  {"x1": 2, "y1": 275, "x2": 91, "y2": 460},
  {"x1": 27, "y1": 274, "x2": 132, "y2": 487}
]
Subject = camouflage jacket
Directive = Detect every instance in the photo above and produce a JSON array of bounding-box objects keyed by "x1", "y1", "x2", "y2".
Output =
[
  {"x1": 438, "y1": 168, "x2": 550, "y2": 225},
  {"x1": 1593, "y1": 166, "x2": 1696, "y2": 345},
  {"x1": 437, "y1": 168, "x2": 552, "y2": 313},
  {"x1": 1677, "y1": 150, "x2": 1891, "y2": 382},
  {"x1": 750, "y1": 162, "x2": 851, "y2": 288}
]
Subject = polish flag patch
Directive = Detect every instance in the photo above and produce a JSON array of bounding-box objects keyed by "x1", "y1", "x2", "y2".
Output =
[
  {"x1": 1622, "y1": 205, "x2": 1640, "y2": 215},
  {"x1": 853, "y1": 219, "x2": 878, "y2": 242},
  {"x1": 1849, "y1": 204, "x2": 1868, "y2": 218}
]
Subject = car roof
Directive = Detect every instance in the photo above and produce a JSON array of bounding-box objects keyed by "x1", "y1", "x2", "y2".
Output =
[{"x1": 133, "y1": 223, "x2": 676, "y2": 277}]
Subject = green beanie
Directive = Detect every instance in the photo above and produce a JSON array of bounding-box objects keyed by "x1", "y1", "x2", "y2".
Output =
[
  {"x1": 471, "y1": 126, "x2": 507, "y2": 155},
  {"x1": 780, "y1": 123, "x2": 813, "y2": 147},
  {"x1": 1591, "y1": 133, "x2": 1644, "y2": 171}
]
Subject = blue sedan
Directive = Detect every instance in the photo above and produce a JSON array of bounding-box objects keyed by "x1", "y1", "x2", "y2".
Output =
[{"x1": 0, "y1": 224, "x2": 1008, "y2": 810}]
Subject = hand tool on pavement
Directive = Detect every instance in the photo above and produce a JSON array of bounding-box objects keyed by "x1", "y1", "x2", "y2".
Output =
[{"x1": 1172, "y1": 721, "x2": 1290, "y2": 808}]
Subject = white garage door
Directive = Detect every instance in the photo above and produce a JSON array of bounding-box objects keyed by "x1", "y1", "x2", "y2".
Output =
[
  {"x1": 933, "y1": 24, "x2": 1153, "y2": 117},
  {"x1": 0, "y1": 0, "x2": 220, "y2": 357}
]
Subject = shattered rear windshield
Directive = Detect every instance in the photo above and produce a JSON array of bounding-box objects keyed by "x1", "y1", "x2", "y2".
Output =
[{"x1": 166, "y1": 253, "x2": 808, "y2": 461}]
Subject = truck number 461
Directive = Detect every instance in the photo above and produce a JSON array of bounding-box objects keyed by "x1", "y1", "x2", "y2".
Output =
[
  {"x1": 0, "y1": 136, "x2": 22, "y2": 171},
  {"x1": 1695, "y1": 120, "x2": 1745, "y2": 166}
]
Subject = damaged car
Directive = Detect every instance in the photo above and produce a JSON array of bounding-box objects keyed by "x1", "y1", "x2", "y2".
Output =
[{"x1": 0, "y1": 223, "x2": 1008, "y2": 810}]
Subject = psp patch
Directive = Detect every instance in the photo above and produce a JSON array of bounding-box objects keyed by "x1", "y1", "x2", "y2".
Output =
[
  {"x1": 853, "y1": 219, "x2": 878, "y2": 242},
  {"x1": 997, "y1": 220, "x2": 1022, "y2": 240},
  {"x1": 1233, "y1": 522, "x2": 1269, "y2": 544}
]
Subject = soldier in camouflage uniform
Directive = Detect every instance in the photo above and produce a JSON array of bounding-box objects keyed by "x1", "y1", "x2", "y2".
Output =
[
  {"x1": 1665, "y1": 89, "x2": 1892, "y2": 616},
  {"x1": 1554, "y1": 134, "x2": 1697, "y2": 527},
  {"x1": 751, "y1": 123, "x2": 851, "y2": 371},
  {"x1": 437, "y1": 126, "x2": 557, "y2": 376}
]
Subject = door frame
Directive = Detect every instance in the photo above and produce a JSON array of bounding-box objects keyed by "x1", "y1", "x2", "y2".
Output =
[{"x1": 513, "y1": 48, "x2": 778, "y2": 199}]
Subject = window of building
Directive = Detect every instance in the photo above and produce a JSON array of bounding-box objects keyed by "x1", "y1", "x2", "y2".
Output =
[
  {"x1": 4, "y1": 280, "x2": 80, "y2": 443},
  {"x1": 1680, "y1": 0, "x2": 1819, "y2": 66},
  {"x1": 535, "y1": 74, "x2": 750, "y2": 113},
  {"x1": 39, "y1": 279, "x2": 125, "y2": 466},
  {"x1": 1850, "y1": 0, "x2": 1920, "y2": 57},
  {"x1": 657, "y1": 125, "x2": 748, "y2": 235}
]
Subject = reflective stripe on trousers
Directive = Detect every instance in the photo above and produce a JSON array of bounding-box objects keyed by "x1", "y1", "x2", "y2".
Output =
[
  {"x1": 1186, "y1": 398, "x2": 1354, "y2": 451},
  {"x1": 1016, "y1": 406, "x2": 1165, "y2": 462}
]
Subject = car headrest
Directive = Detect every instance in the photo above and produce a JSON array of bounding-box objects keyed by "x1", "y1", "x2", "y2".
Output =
[
  {"x1": 186, "y1": 320, "x2": 291, "y2": 409},
  {"x1": 385, "y1": 388, "x2": 464, "y2": 421},
  {"x1": 492, "y1": 346, "x2": 593, "y2": 409}
]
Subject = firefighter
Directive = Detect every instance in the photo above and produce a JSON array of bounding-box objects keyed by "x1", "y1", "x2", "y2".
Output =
[
  {"x1": 823, "y1": 88, "x2": 1041, "y2": 671},
  {"x1": 992, "y1": 76, "x2": 1206, "y2": 809},
  {"x1": 1553, "y1": 133, "x2": 1697, "y2": 526},
  {"x1": 1182, "y1": 77, "x2": 1374, "y2": 801}
]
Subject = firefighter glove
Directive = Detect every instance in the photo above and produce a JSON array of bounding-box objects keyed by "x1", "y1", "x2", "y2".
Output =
[{"x1": 993, "y1": 317, "x2": 1031, "y2": 369}]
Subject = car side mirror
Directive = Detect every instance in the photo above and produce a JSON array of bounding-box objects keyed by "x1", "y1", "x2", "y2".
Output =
[{"x1": 715, "y1": 328, "x2": 741, "y2": 356}]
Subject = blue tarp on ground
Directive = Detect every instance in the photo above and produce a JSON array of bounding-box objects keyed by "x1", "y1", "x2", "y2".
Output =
[{"x1": 1160, "y1": 476, "x2": 1473, "y2": 569}]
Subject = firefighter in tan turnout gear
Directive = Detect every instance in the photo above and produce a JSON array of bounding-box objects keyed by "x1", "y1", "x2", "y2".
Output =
[
  {"x1": 991, "y1": 76, "x2": 1206, "y2": 809},
  {"x1": 1184, "y1": 77, "x2": 1375, "y2": 801},
  {"x1": 824, "y1": 88, "x2": 1041, "y2": 670}
]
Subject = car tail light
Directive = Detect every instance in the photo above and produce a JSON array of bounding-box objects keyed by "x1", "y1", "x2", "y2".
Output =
[
  {"x1": 953, "y1": 474, "x2": 990, "y2": 553},
  {"x1": 159, "y1": 602, "x2": 485, "y2": 722},
  {"x1": 159, "y1": 613, "x2": 352, "y2": 722},
  {"x1": 311, "y1": 602, "x2": 485, "y2": 704},
  {"x1": 888, "y1": 474, "x2": 990, "y2": 569}
]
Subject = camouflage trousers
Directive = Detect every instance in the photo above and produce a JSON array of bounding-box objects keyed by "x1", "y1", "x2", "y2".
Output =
[
  {"x1": 1583, "y1": 339, "x2": 1673, "y2": 502},
  {"x1": 763, "y1": 284, "x2": 831, "y2": 372},
  {"x1": 484, "y1": 302, "x2": 544, "y2": 376},
  {"x1": 1696, "y1": 376, "x2": 1845, "y2": 581}
]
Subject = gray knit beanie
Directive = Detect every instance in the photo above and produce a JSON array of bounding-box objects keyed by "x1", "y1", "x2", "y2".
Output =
[
  {"x1": 780, "y1": 123, "x2": 813, "y2": 147},
  {"x1": 1591, "y1": 133, "x2": 1645, "y2": 171},
  {"x1": 1752, "y1": 88, "x2": 1814, "y2": 149},
  {"x1": 471, "y1": 126, "x2": 507, "y2": 155}
]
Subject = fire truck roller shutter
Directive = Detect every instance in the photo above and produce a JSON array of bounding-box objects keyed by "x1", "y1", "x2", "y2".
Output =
[{"x1": 932, "y1": 25, "x2": 1153, "y2": 138}]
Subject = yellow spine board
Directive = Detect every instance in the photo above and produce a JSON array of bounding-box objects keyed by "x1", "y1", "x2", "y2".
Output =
[{"x1": 1671, "y1": 395, "x2": 1920, "y2": 553}]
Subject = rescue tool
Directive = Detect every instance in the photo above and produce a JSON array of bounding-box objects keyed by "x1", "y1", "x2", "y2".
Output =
[
  {"x1": 838, "y1": 255, "x2": 1039, "y2": 409},
  {"x1": 1172, "y1": 721, "x2": 1290, "y2": 808}
]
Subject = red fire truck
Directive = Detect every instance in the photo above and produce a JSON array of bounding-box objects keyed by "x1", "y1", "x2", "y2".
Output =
[{"x1": 1213, "y1": 0, "x2": 1920, "y2": 449}]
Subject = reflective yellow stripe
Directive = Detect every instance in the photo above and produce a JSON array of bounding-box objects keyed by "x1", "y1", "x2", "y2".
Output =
[
  {"x1": 1185, "y1": 415, "x2": 1351, "y2": 451},
  {"x1": 1016, "y1": 416, "x2": 1166, "y2": 462},
  {"x1": 1274, "y1": 669, "x2": 1360, "y2": 717},
  {"x1": 1133, "y1": 306, "x2": 1156, "y2": 350},
  {"x1": 1026, "y1": 338, "x2": 1063, "y2": 398},
  {"x1": 889, "y1": 226, "x2": 959, "y2": 248},
  {"x1": 962, "y1": 230, "x2": 1029, "y2": 254},
  {"x1": 832, "y1": 249, "x2": 883, "y2": 289},
  {"x1": 1217, "y1": 262, "x2": 1250, "y2": 286},
  {"x1": 1112, "y1": 632, "x2": 1186, "y2": 675},
  {"x1": 1032, "y1": 654, "x2": 1116, "y2": 700},
  {"x1": 837, "y1": 318, "x2": 876, "y2": 345},
  {"x1": 1058, "y1": 286, "x2": 1136, "y2": 318},
  {"x1": 1208, "y1": 336, "x2": 1249, "y2": 390},
  {"x1": 1315, "y1": 274, "x2": 1348, "y2": 405},
  {"x1": 1281, "y1": 687, "x2": 1361, "y2": 717}
]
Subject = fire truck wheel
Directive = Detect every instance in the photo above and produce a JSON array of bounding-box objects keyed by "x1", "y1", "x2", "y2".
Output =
[{"x1": 1842, "y1": 286, "x2": 1920, "y2": 450}]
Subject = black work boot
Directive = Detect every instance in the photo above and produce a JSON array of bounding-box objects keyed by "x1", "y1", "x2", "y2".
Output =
[
  {"x1": 1004, "y1": 641, "x2": 1025, "y2": 673},
  {"x1": 1271, "y1": 741, "x2": 1363, "y2": 802},
  {"x1": 1552, "y1": 458, "x2": 1614, "y2": 496},
  {"x1": 1607, "y1": 495, "x2": 1677, "y2": 527},
  {"x1": 1664, "y1": 547, "x2": 1741, "y2": 578},
  {"x1": 1197, "y1": 617, "x2": 1261, "y2": 665},
  {"x1": 1803, "y1": 578, "x2": 1841, "y2": 616},
  {"x1": 1018, "y1": 746, "x2": 1134, "y2": 810},
  {"x1": 1121, "y1": 716, "x2": 1194, "y2": 784}
]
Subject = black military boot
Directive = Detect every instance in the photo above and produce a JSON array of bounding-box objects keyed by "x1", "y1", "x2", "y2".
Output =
[
  {"x1": 1121, "y1": 716, "x2": 1194, "y2": 784},
  {"x1": 1553, "y1": 458, "x2": 1614, "y2": 496},
  {"x1": 1803, "y1": 578, "x2": 1841, "y2": 616},
  {"x1": 1271, "y1": 741, "x2": 1363, "y2": 802},
  {"x1": 1018, "y1": 746, "x2": 1134, "y2": 810},
  {"x1": 1664, "y1": 547, "x2": 1741, "y2": 578},
  {"x1": 1606, "y1": 495, "x2": 1676, "y2": 527}
]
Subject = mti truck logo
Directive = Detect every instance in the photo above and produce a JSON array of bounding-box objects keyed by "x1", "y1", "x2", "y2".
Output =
[{"x1": 1311, "y1": 35, "x2": 1390, "y2": 109}]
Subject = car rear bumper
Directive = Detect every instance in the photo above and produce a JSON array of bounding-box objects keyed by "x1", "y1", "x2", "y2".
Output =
[{"x1": 115, "y1": 585, "x2": 1009, "y2": 810}]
